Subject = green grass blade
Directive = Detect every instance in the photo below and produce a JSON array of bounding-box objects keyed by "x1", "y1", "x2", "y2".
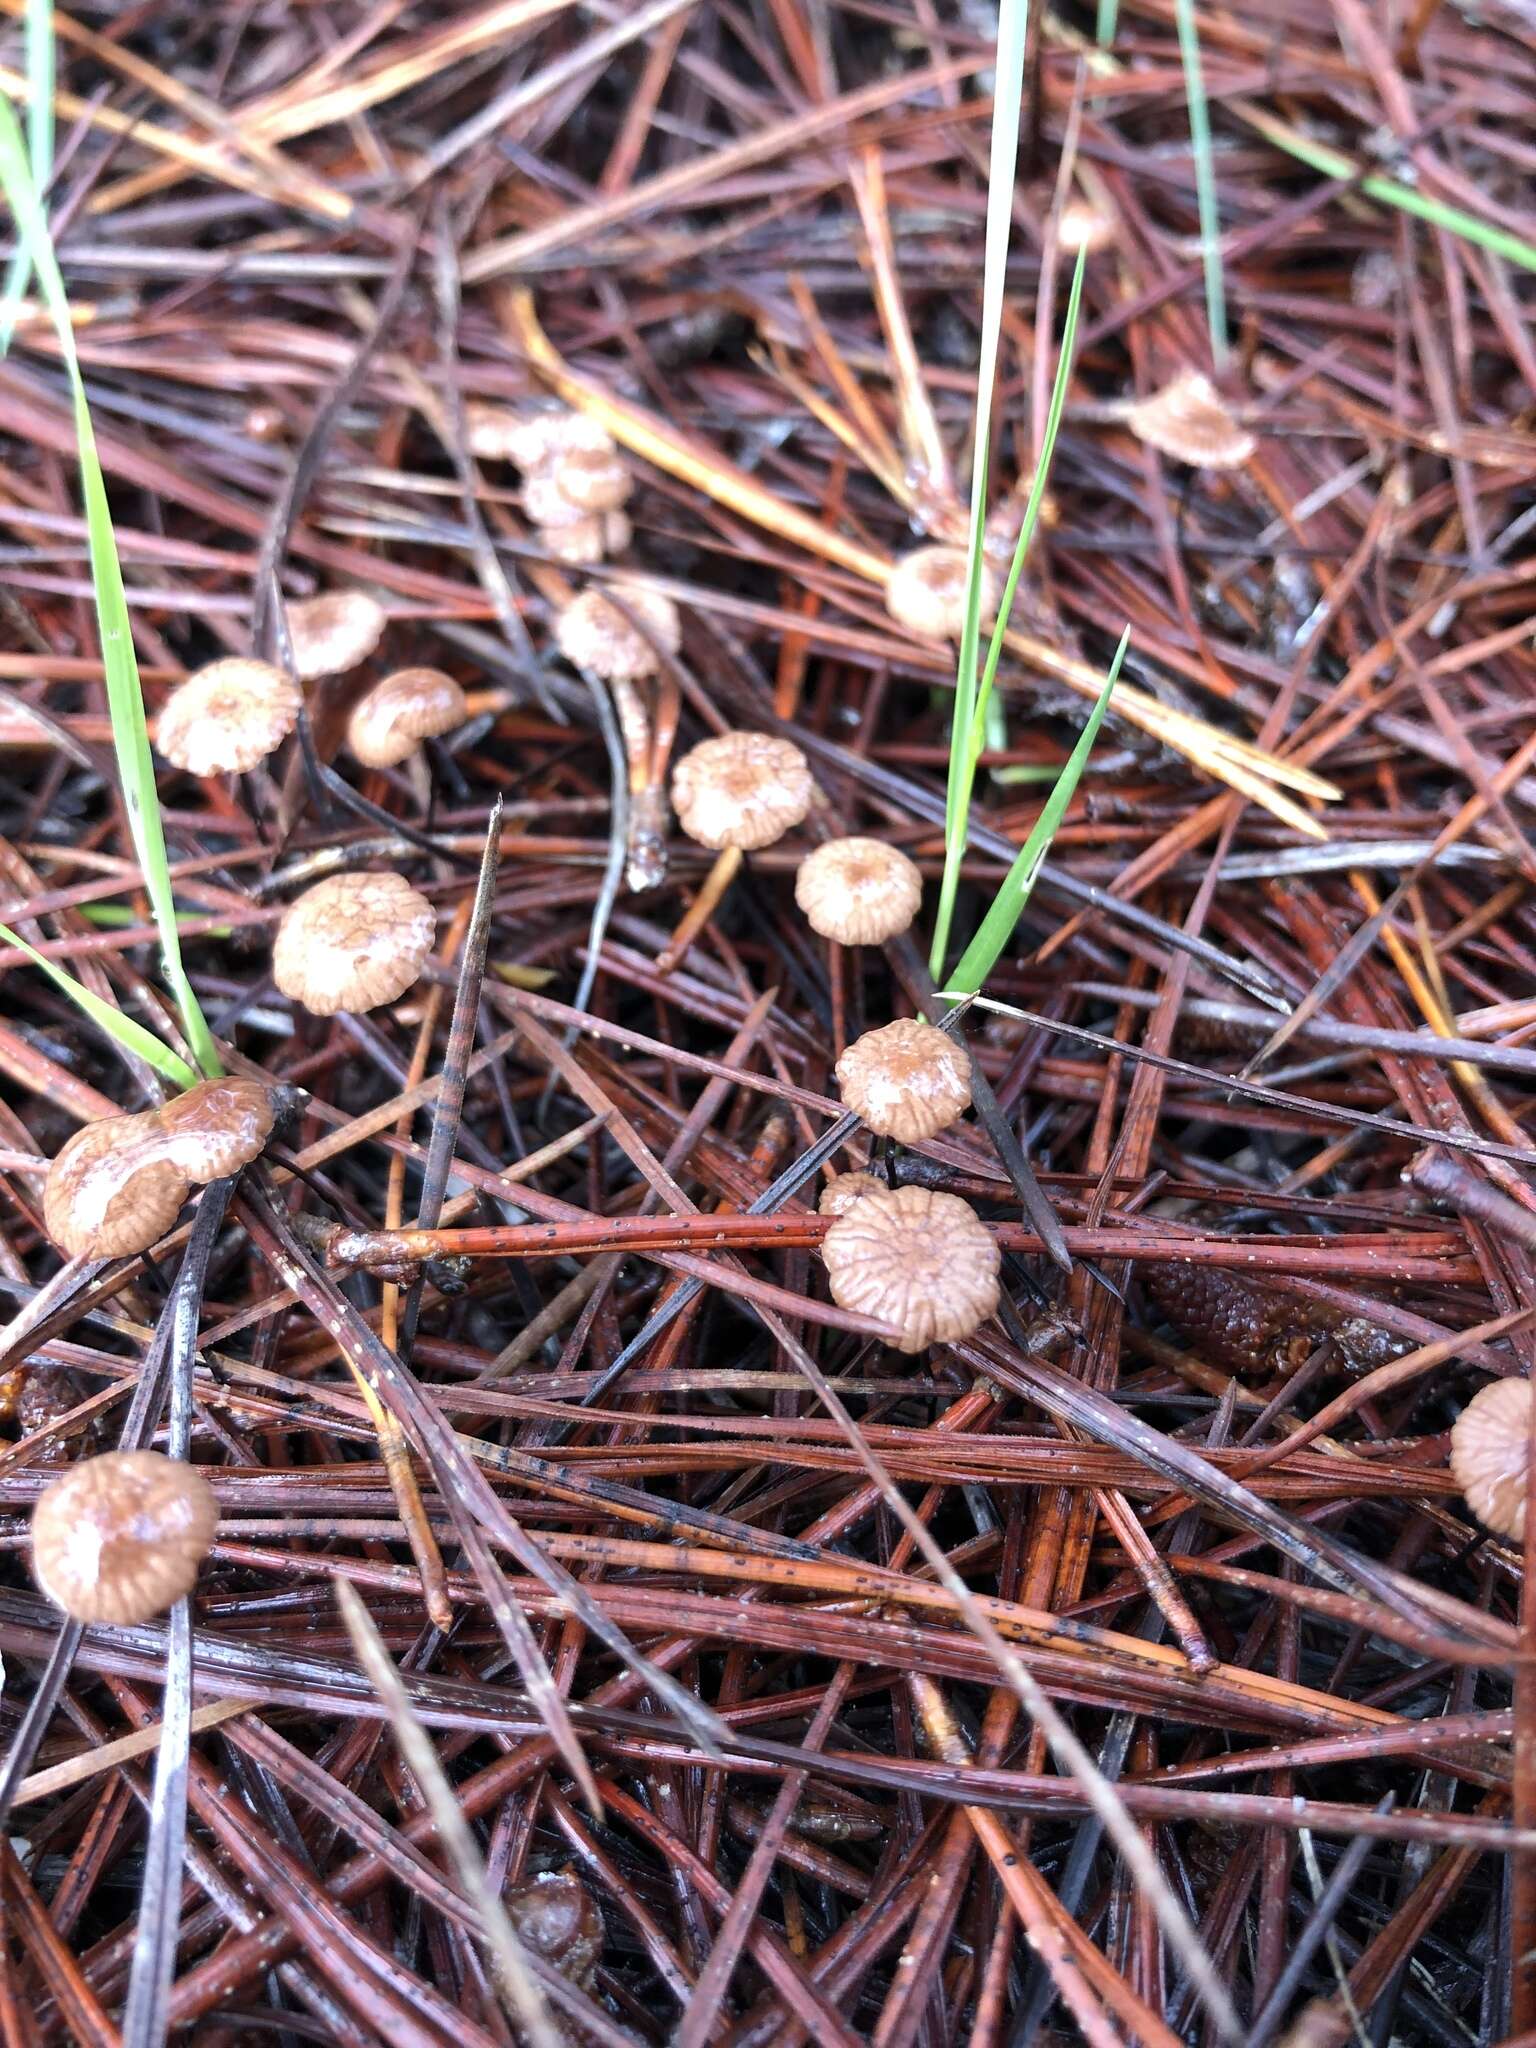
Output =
[
  {"x1": 943, "y1": 627, "x2": 1127, "y2": 997},
  {"x1": 930, "y1": 0, "x2": 1030, "y2": 981},
  {"x1": 0, "y1": 923, "x2": 197, "y2": 1087},
  {"x1": 964, "y1": 245, "x2": 1086, "y2": 784},
  {"x1": 0, "y1": 101, "x2": 220, "y2": 1076},
  {"x1": 1095, "y1": 0, "x2": 1118, "y2": 43},
  {"x1": 0, "y1": 0, "x2": 55, "y2": 353},
  {"x1": 1174, "y1": 0, "x2": 1227, "y2": 368}
]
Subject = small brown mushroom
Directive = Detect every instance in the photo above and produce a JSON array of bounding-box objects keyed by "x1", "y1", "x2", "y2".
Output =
[
  {"x1": 155, "y1": 1077, "x2": 276, "y2": 1181},
  {"x1": 467, "y1": 402, "x2": 613, "y2": 471},
  {"x1": 346, "y1": 668, "x2": 468, "y2": 769},
  {"x1": 155, "y1": 658, "x2": 301, "y2": 777},
  {"x1": 671, "y1": 731, "x2": 813, "y2": 853},
  {"x1": 547, "y1": 444, "x2": 633, "y2": 514},
  {"x1": 503, "y1": 1870, "x2": 603, "y2": 1993},
  {"x1": 43, "y1": 1114, "x2": 190, "y2": 1261},
  {"x1": 885, "y1": 545, "x2": 1001, "y2": 640},
  {"x1": 285, "y1": 590, "x2": 387, "y2": 681},
  {"x1": 1058, "y1": 197, "x2": 1116, "y2": 255},
  {"x1": 1450, "y1": 1376, "x2": 1532, "y2": 1540},
  {"x1": 272, "y1": 871, "x2": 436, "y2": 1016},
  {"x1": 795, "y1": 837, "x2": 923, "y2": 946},
  {"x1": 818, "y1": 1170, "x2": 885, "y2": 1218},
  {"x1": 821, "y1": 1184, "x2": 1000, "y2": 1353},
  {"x1": 835, "y1": 1018, "x2": 972, "y2": 1143},
  {"x1": 1125, "y1": 371, "x2": 1255, "y2": 469},
  {"x1": 31, "y1": 1449, "x2": 218, "y2": 1624},
  {"x1": 539, "y1": 510, "x2": 631, "y2": 565},
  {"x1": 554, "y1": 588, "x2": 681, "y2": 683}
]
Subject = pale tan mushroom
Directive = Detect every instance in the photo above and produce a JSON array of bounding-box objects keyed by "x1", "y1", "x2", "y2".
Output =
[
  {"x1": 155, "y1": 1077, "x2": 277, "y2": 1181},
  {"x1": 835, "y1": 1018, "x2": 972, "y2": 1143},
  {"x1": 467, "y1": 401, "x2": 614, "y2": 470},
  {"x1": 539, "y1": 510, "x2": 631, "y2": 565},
  {"x1": 548, "y1": 444, "x2": 633, "y2": 513},
  {"x1": 671, "y1": 732, "x2": 813, "y2": 853},
  {"x1": 818, "y1": 1170, "x2": 885, "y2": 1218},
  {"x1": 43, "y1": 1113, "x2": 189, "y2": 1261},
  {"x1": 346, "y1": 668, "x2": 468, "y2": 768},
  {"x1": 272, "y1": 871, "x2": 436, "y2": 1016},
  {"x1": 155, "y1": 658, "x2": 301, "y2": 777},
  {"x1": 1058, "y1": 197, "x2": 1116, "y2": 255},
  {"x1": 821, "y1": 1184, "x2": 1000, "y2": 1353},
  {"x1": 31, "y1": 1449, "x2": 218, "y2": 1624},
  {"x1": 1451, "y1": 1376, "x2": 1532, "y2": 1540},
  {"x1": 285, "y1": 590, "x2": 387, "y2": 681},
  {"x1": 885, "y1": 546, "x2": 1001, "y2": 640},
  {"x1": 554, "y1": 588, "x2": 681, "y2": 683},
  {"x1": 1125, "y1": 371, "x2": 1255, "y2": 469},
  {"x1": 795, "y1": 838, "x2": 923, "y2": 946}
]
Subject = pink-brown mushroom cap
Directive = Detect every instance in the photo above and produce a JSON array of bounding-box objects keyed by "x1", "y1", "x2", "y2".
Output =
[
  {"x1": 885, "y1": 546, "x2": 1001, "y2": 640},
  {"x1": 346, "y1": 668, "x2": 468, "y2": 768},
  {"x1": 1125, "y1": 371, "x2": 1255, "y2": 469},
  {"x1": 795, "y1": 837, "x2": 923, "y2": 945},
  {"x1": 1451, "y1": 1376, "x2": 1532, "y2": 1540},
  {"x1": 821, "y1": 1184, "x2": 1000, "y2": 1353},
  {"x1": 835, "y1": 1018, "x2": 972, "y2": 1142},
  {"x1": 671, "y1": 731, "x2": 813, "y2": 851},
  {"x1": 818, "y1": 1170, "x2": 885, "y2": 1218},
  {"x1": 31, "y1": 1449, "x2": 218, "y2": 1624},
  {"x1": 156, "y1": 658, "x2": 301, "y2": 777},
  {"x1": 273, "y1": 871, "x2": 436, "y2": 1015},
  {"x1": 43, "y1": 1115, "x2": 190, "y2": 1261},
  {"x1": 155, "y1": 1077, "x2": 277, "y2": 1182},
  {"x1": 286, "y1": 590, "x2": 387, "y2": 680},
  {"x1": 554, "y1": 588, "x2": 681, "y2": 682}
]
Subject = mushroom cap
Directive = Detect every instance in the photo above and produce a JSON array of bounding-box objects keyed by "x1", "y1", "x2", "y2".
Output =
[
  {"x1": 554, "y1": 588, "x2": 681, "y2": 683},
  {"x1": 285, "y1": 590, "x2": 387, "y2": 680},
  {"x1": 1058, "y1": 197, "x2": 1115, "y2": 255},
  {"x1": 467, "y1": 402, "x2": 613, "y2": 469},
  {"x1": 885, "y1": 545, "x2": 1001, "y2": 640},
  {"x1": 504, "y1": 1871, "x2": 603, "y2": 1989},
  {"x1": 156, "y1": 1077, "x2": 276, "y2": 1182},
  {"x1": 272, "y1": 871, "x2": 436, "y2": 1016},
  {"x1": 795, "y1": 837, "x2": 923, "y2": 946},
  {"x1": 31, "y1": 1449, "x2": 218, "y2": 1624},
  {"x1": 539, "y1": 514, "x2": 610, "y2": 564},
  {"x1": 1451, "y1": 1376, "x2": 1531, "y2": 1540},
  {"x1": 43, "y1": 1115, "x2": 189, "y2": 1261},
  {"x1": 671, "y1": 731, "x2": 814, "y2": 851},
  {"x1": 346, "y1": 668, "x2": 468, "y2": 768},
  {"x1": 835, "y1": 1018, "x2": 973, "y2": 1143},
  {"x1": 550, "y1": 445, "x2": 633, "y2": 514},
  {"x1": 520, "y1": 465, "x2": 597, "y2": 531},
  {"x1": 156, "y1": 658, "x2": 301, "y2": 777},
  {"x1": 818, "y1": 1170, "x2": 885, "y2": 1218},
  {"x1": 822, "y1": 1184, "x2": 1000, "y2": 1353},
  {"x1": 1125, "y1": 371, "x2": 1255, "y2": 469}
]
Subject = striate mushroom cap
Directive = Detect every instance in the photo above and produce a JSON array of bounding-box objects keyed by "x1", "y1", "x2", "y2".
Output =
[
  {"x1": 1125, "y1": 371, "x2": 1255, "y2": 469},
  {"x1": 818, "y1": 1170, "x2": 885, "y2": 1218},
  {"x1": 156, "y1": 658, "x2": 301, "y2": 777},
  {"x1": 835, "y1": 1018, "x2": 972, "y2": 1143},
  {"x1": 822, "y1": 1184, "x2": 1000, "y2": 1353},
  {"x1": 273, "y1": 871, "x2": 436, "y2": 1016},
  {"x1": 795, "y1": 837, "x2": 923, "y2": 946},
  {"x1": 346, "y1": 667, "x2": 468, "y2": 768},
  {"x1": 885, "y1": 545, "x2": 1001, "y2": 641},
  {"x1": 155, "y1": 1077, "x2": 276, "y2": 1183},
  {"x1": 43, "y1": 1115, "x2": 189, "y2": 1261},
  {"x1": 467, "y1": 402, "x2": 612, "y2": 470},
  {"x1": 1451, "y1": 1376, "x2": 1532, "y2": 1541},
  {"x1": 549, "y1": 444, "x2": 633, "y2": 514},
  {"x1": 31, "y1": 1449, "x2": 218, "y2": 1624},
  {"x1": 520, "y1": 466, "x2": 596, "y2": 532},
  {"x1": 286, "y1": 590, "x2": 387, "y2": 680},
  {"x1": 504, "y1": 1871, "x2": 604, "y2": 1989},
  {"x1": 554, "y1": 588, "x2": 681, "y2": 683},
  {"x1": 671, "y1": 731, "x2": 813, "y2": 851}
]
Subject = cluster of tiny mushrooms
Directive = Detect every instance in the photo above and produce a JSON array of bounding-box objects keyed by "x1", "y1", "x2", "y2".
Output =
[{"x1": 25, "y1": 380, "x2": 1508, "y2": 1645}]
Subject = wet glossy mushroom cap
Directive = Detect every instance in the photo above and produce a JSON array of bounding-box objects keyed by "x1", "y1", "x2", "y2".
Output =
[
  {"x1": 818, "y1": 1170, "x2": 885, "y2": 1218},
  {"x1": 467, "y1": 402, "x2": 613, "y2": 470},
  {"x1": 795, "y1": 837, "x2": 923, "y2": 946},
  {"x1": 272, "y1": 871, "x2": 436, "y2": 1016},
  {"x1": 835, "y1": 1018, "x2": 972, "y2": 1143},
  {"x1": 31, "y1": 1449, "x2": 218, "y2": 1624},
  {"x1": 156, "y1": 658, "x2": 301, "y2": 777},
  {"x1": 43, "y1": 1114, "x2": 190, "y2": 1260},
  {"x1": 885, "y1": 546, "x2": 1000, "y2": 640},
  {"x1": 1125, "y1": 371, "x2": 1255, "y2": 469},
  {"x1": 155, "y1": 1077, "x2": 276, "y2": 1182},
  {"x1": 503, "y1": 1871, "x2": 603, "y2": 1989},
  {"x1": 554, "y1": 588, "x2": 681, "y2": 683},
  {"x1": 821, "y1": 1184, "x2": 1000, "y2": 1353},
  {"x1": 671, "y1": 731, "x2": 814, "y2": 851},
  {"x1": 1451, "y1": 1376, "x2": 1531, "y2": 1540},
  {"x1": 285, "y1": 590, "x2": 387, "y2": 680},
  {"x1": 346, "y1": 668, "x2": 468, "y2": 768}
]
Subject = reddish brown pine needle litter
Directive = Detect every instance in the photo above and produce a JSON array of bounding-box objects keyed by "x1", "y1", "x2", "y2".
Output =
[{"x1": 1, "y1": 4, "x2": 1535, "y2": 2044}]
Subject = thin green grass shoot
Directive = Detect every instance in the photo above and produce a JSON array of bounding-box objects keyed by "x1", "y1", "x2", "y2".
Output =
[
  {"x1": 943, "y1": 627, "x2": 1127, "y2": 998},
  {"x1": 0, "y1": 99, "x2": 221, "y2": 1078},
  {"x1": 0, "y1": 0, "x2": 54, "y2": 351},
  {"x1": 1094, "y1": 0, "x2": 1118, "y2": 46},
  {"x1": 1174, "y1": 0, "x2": 1228, "y2": 369},
  {"x1": 0, "y1": 924, "x2": 198, "y2": 1087}
]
